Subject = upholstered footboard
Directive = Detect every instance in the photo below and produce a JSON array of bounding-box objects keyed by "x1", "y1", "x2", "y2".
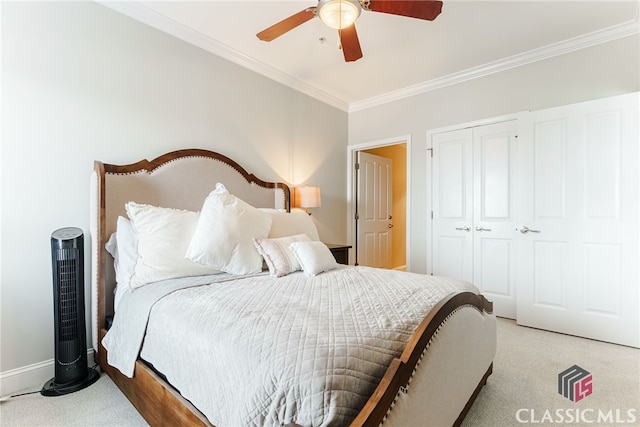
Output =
[
  {"x1": 352, "y1": 292, "x2": 496, "y2": 427},
  {"x1": 381, "y1": 305, "x2": 496, "y2": 426}
]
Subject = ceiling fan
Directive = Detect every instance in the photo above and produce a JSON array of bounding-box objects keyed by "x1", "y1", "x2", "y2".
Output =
[{"x1": 256, "y1": 0, "x2": 443, "y2": 62}]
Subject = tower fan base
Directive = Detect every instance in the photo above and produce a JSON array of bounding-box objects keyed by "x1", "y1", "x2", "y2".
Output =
[{"x1": 41, "y1": 368, "x2": 100, "y2": 396}]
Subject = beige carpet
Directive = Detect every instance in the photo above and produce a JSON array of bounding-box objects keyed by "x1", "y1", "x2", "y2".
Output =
[
  {"x1": 463, "y1": 319, "x2": 639, "y2": 426},
  {"x1": 1, "y1": 318, "x2": 638, "y2": 426}
]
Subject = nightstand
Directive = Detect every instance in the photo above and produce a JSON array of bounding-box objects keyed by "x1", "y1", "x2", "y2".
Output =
[{"x1": 325, "y1": 243, "x2": 352, "y2": 265}]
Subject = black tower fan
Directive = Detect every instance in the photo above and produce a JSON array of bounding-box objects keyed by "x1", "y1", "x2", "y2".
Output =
[{"x1": 42, "y1": 227, "x2": 99, "y2": 396}]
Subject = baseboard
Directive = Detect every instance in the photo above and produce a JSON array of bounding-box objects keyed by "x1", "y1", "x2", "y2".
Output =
[
  {"x1": 392, "y1": 265, "x2": 407, "y2": 271},
  {"x1": 0, "y1": 349, "x2": 95, "y2": 397}
]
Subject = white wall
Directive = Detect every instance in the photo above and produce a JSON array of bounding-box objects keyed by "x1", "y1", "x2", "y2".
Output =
[
  {"x1": 348, "y1": 34, "x2": 640, "y2": 273},
  {"x1": 0, "y1": 1, "x2": 347, "y2": 392}
]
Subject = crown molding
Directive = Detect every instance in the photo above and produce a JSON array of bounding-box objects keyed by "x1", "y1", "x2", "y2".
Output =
[
  {"x1": 98, "y1": 1, "x2": 350, "y2": 112},
  {"x1": 349, "y1": 17, "x2": 640, "y2": 113},
  {"x1": 98, "y1": 1, "x2": 638, "y2": 115}
]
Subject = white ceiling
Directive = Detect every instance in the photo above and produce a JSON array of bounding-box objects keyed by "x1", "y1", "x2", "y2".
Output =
[{"x1": 102, "y1": 1, "x2": 639, "y2": 111}]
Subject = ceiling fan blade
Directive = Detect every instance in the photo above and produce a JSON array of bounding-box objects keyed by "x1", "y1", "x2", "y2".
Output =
[
  {"x1": 368, "y1": 0, "x2": 443, "y2": 21},
  {"x1": 257, "y1": 8, "x2": 316, "y2": 42},
  {"x1": 339, "y1": 24, "x2": 363, "y2": 62}
]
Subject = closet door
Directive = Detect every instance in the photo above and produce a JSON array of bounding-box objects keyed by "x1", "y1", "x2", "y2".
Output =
[
  {"x1": 515, "y1": 93, "x2": 639, "y2": 347},
  {"x1": 431, "y1": 122, "x2": 517, "y2": 318},
  {"x1": 472, "y1": 121, "x2": 518, "y2": 318},
  {"x1": 431, "y1": 128, "x2": 473, "y2": 282}
]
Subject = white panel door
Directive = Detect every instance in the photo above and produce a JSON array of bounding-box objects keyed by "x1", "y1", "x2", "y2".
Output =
[
  {"x1": 431, "y1": 128, "x2": 473, "y2": 282},
  {"x1": 357, "y1": 152, "x2": 392, "y2": 268},
  {"x1": 516, "y1": 93, "x2": 639, "y2": 347},
  {"x1": 432, "y1": 122, "x2": 517, "y2": 318},
  {"x1": 473, "y1": 121, "x2": 518, "y2": 318}
]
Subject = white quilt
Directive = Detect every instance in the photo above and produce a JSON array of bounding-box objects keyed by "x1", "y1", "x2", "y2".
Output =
[{"x1": 103, "y1": 266, "x2": 477, "y2": 426}]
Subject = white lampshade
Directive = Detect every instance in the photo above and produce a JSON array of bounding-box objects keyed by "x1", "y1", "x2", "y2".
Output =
[
  {"x1": 294, "y1": 186, "x2": 322, "y2": 209},
  {"x1": 317, "y1": 0, "x2": 362, "y2": 30}
]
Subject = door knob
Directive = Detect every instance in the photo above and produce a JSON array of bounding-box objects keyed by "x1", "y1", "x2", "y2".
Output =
[
  {"x1": 455, "y1": 225, "x2": 471, "y2": 232},
  {"x1": 475, "y1": 226, "x2": 492, "y2": 232},
  {"x1": 518, "y1": 226, "x2": 541, "y2": 234},
  {"x1": 388, "y1": 224, "x2": 394, "y2": 228}
]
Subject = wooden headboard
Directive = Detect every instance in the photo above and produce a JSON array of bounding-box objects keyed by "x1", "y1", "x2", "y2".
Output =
[{"x1": 89, "y1": 149, "x2": 290, "y2": 351}]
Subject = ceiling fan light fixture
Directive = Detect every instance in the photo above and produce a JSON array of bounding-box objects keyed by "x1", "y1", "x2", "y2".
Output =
[{"x1": 317, "y1": 0, "x2": 362, "y2": 30}]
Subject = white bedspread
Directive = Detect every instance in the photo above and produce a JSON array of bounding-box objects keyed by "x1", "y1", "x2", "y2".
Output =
[
  {"x1": 103, "y1": 266, "x2": 477, "y2": 426},
  {"x1": 102, "y1": 272, "x2": 250, "y2": 377}
]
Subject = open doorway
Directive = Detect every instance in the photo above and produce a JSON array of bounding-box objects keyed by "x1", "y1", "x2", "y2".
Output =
[{"x1": 347, "y1": 136, "x2": 410, "y2": 270}]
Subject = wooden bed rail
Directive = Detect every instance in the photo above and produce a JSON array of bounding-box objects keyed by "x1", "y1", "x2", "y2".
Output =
[
  {"x1": 350, "y1": 291, "x2": 493, "y2": 427},
  {"x1": 98, "y1": 328, "x2": 213, "y2": 427}
]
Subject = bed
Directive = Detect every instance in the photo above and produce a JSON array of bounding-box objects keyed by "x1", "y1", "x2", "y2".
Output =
[{"x1": 90, "y1": 148, "x2": 496, "y2": 427}]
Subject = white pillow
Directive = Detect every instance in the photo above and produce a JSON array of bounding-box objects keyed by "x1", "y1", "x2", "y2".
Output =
[
  {"x1": 114, "y1": 217, "x2": 137, "y2": 287},
  {"x1": 262, "y1": 211, "x2": 320, "y2": 240},
  {"x1": 126, "y1": 202, "x2": 221, "y2": 289},
  {"x1": 105, "y1": 216, "x2": 137, "y2": 309},
  {"x1": 289, "y1": 241, "x2": 338, "y2": 276},
  {"x1": 186, "y1": 183, "x2": 272, "y2": 275},
  {"x1": 253, "y1": 233, "x2": 312, "y2": 277}
]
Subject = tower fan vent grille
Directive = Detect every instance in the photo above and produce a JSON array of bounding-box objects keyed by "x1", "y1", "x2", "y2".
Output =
[{"x1": 56, "y1": 250, "x2": 79, "y2": 342}]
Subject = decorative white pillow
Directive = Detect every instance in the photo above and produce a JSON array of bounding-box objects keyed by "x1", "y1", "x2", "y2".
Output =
[
  {"x1": 289, "y1": 241, "x2": 338, "y2": 276},
  {"x1": 253, "y1": 233, "x2": 312, "y2": 277},
  {"x1": 186, "y1": 183, "x2": 272, "y2": 275},
  {"x1": 261, "y1": 210, "x2": 320, "y2": 240},
  {"x1": 126, "y1": 202, "x2": 221, "y2": 289}
]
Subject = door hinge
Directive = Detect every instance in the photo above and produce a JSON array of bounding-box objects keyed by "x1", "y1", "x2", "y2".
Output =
[
  {"x1": 355, "y1": 212, "x2": 359, "y2": 220},
  {"x1": 431, "y1": 211, "x2": 434, "y2": 220},
  {"x1": 427, "y1": 148, "x2": 433, "y2": 158},
  {"x1": 355, "y1": 162, "x2": 360, "y2": 170}
]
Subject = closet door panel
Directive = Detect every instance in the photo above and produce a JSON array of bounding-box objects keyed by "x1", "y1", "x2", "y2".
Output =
[
  {"x1": 480, "y1": 135, "x2": 510, "y2": 219},
  {"x1": 585, "y1": 112, "x2": 621, "y2": 219},
  {"x1": 436, "y1": 236, "x2": 468, "y2": 280},
  {"x1": 532, "y1": 241, "x2": 567, "y2": 308},
  {"x1": 583, "y1": 243, "x2": 621, "y2": 315},
  {"x1": 533, "y1": 120, "x2": 567, "y2": 219},
  {"x1": 516, "y1": 92, "x2": 639, "y2": 348},
  {"x1": 479, "y1": 238, "x2": 512, "y2": 296}
]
